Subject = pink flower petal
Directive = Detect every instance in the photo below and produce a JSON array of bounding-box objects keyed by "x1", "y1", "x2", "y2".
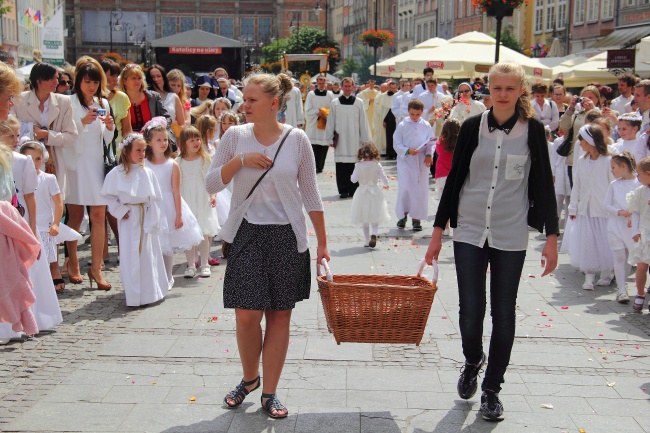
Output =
[{"x1": 561, "y1": 306, "x2": 569, "y2": 310}]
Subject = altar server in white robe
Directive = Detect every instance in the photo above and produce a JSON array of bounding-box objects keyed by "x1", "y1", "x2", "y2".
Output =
[
  {"x1": 284, "y1": 80, "x2": 305, "y2": 128},
  {"x1": 0, "y1": 143, "x2": 62, "y2": 342},
  {"x1": 304, "y1": 75, "x2": 335, "y2": 173},
  {"x1": 326, "y1": 77, "x2": 372, "y2": 198},
  {"x1": 391, "y1": 79, "x2": 411, "y2": 124},
  {"x1": 421, "y1": 78, "x2": 443, "y2": 126},
  {"x1": 393, "y1": 98, "x2": 434, "y2": 231},
  {"x1": 101, "y1": 134, "x2": 168, "y2": 307}
]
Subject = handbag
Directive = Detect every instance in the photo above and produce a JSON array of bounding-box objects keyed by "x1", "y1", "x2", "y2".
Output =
[
  {"x1": 103, "y1": 138, "x2": 117, "y2": 177},
  {"x1": 222, "y1": 127, "x2": 294, "y2": 259},
  {"x1": 11, "y1": 194, "x2": 25, "y2": 217}
]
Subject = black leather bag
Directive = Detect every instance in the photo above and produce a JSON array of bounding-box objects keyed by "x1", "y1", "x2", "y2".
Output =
[
  {"x1": 555, "y1": 127, "x2": 573, "y2": 157},
  {"x1": 103, "y1": 104, "x2": 118, "y2": 177},
  {"x1": 222, "y1": 127, "x2": 294, "y2": 259}
]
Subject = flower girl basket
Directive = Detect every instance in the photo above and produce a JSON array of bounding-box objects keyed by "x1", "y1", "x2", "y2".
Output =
[{"x1": 317, "y1": 259, "x2": 438, "y2": 346}]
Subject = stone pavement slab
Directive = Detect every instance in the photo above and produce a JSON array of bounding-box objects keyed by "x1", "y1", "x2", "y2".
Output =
[{"x1": 4, "y1": 157, "x2": 650, "y2": 433}]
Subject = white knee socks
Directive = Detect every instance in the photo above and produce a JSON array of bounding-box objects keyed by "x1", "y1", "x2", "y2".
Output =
[{"x1": 611, "y1": 248, "x2": 630, "y2": 293}]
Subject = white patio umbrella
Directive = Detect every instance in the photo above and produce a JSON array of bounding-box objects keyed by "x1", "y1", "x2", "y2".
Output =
[
  {"x1": 370, "y1": 37, "x2": 449, "y2": 77},
  {"x1": 310, "y1": 73, "x2": 340, "y2": 84},
  {"x1": 394, "y1": 31, "x2": 553, "y2": 80}
]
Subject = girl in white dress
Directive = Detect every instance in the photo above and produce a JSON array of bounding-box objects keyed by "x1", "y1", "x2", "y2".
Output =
[
  {"x1": 350, "y1": 141, "x2": 390, "y2": 248},
  {"x1": 143, "y1": 118, "x2": 203, "y2": 289},
  {"x1": 549, "y1": 129, "x2": 571, "y2": 226},
  {"x1": 101, "y1": 134, "x2": 168, "y2": 307},
  {"x1": 64, "y1": 57, "x2": 115, "y2": 289},
  {"x1": 196, "y1": 114, "x2": 218, "y2": 157},
  {"x1": 19, "y1": 142, "x2": 81, "y2": 292},
  {"x1": 565, "y1": 124, "x2": 615, "y2": 290},
  {"x1": 604, "y1": 152, "x2": 639, "y2": 304},
  {"x1": 393, "y1": 99, "x2": 434, "y2": 231},
  {"x1": 627, "y1": 156, "x2": 650, "y2": 312},
  {"x1": 176, "y1": 126, "x2": 220, "y2": 278}
]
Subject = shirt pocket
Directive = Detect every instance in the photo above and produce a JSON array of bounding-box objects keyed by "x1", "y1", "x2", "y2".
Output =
[{"x1": 505, "y1": 154, "x2": 528, "y2": 181}]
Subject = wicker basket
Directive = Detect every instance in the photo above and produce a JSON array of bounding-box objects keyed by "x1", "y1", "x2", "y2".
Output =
[{"x1": 317, "y1": 259, "x2": 438, "y2": 346}]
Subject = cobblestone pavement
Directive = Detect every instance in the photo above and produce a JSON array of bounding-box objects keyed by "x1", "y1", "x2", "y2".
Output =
[{"x1": 2, "y1": 158, "x2": 650, "y2": 433}]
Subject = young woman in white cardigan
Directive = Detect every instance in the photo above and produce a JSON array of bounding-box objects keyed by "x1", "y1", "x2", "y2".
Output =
[
  {"x1": 564, "y1": 124, "x2": 615, "y2": 290},
  {"x1": 206, "y1": 73, "x2": 329, "y2": 419}
]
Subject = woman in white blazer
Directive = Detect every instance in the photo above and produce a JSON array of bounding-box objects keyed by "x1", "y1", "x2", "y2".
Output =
[
  {"x1": 11, "y1": 62, "x2": 79, "y2": 195},
  {"x1": 64, "y1": 57, "x2": 115, "y2": 289}
]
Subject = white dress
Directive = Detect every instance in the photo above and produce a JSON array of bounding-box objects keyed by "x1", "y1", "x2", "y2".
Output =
[
  {"x1": 604, "y1": 178, "x2": 639, "y2": 252},
  {"x1": 0, "y1": 153, "x2": 63, "y2": 339},
  {"x1": 350, "y1": 161, "x2": 391, "y2": 225},
  {"x1": 35, "y1": 171, "x2": 81, "y2": 263},
  {"x1": 393, "y1": 117, "x2": 434, "y2": 220},
  {"x1": 101, "y1": 164, "x2": 169, "y2": 307},
  {"x1": 176, "y1": 157, "x2": 220, "y2": 236},
  {"x1": 450, "y1": 99, "x2": 486, "y2": 124},
  {"x1": 549, "y1": 136, "x2": 570, "y2": 196},
  {"x1": 627, "y1": 185, "x2": 650, "y2": 265},
  {"x1": 64, "y1": 97, "x2": 115, "y2": 206},
  {"x1": 145, "y1": 159, "x2": 204, "y2": 254}
]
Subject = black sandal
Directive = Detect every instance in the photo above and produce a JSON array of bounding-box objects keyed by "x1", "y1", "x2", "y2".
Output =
[
  {"x1": 223, "y1": 375, "x2": 260, "y2": 408},
  {"x1": 261, "y1": 393, "x2": 288, "y2": 418},
  {"x1": 53, "y1": 278, "x2": 65, "y2": 293}
]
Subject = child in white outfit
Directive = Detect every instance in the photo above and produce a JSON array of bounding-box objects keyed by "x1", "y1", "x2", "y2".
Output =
[
  {"x1": 549, "y1": 128, "x2": 571, "y2": 226},
  {"x1": 604, "y1": 152, "x2": 639, "y2": 303},
  {"x1": 627, "y1": 156, "x2": 650, "y2": 312},
  {"x1": 564, "y1": 124, "x2": 615, "y2": 290},
  {"x1": 350, "y1": 141, "x2": 390, "y2": 248}
]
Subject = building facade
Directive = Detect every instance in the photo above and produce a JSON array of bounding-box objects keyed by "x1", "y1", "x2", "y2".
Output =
[
  {"x1": 1, "y1": 0, "x2": 59, "y2": 66},
  {"x1": 396, "y1": 0, "x2": 415, "y2": 53}
]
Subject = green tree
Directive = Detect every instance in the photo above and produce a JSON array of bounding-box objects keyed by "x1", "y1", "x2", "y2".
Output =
[
  {"x1": 489, "y1": 28, "x2": 523, "y2": 54},
  {"x1": 261, "y1": 26, "x2": 341, "y2": 76},
  {"x1": 340, "y1": 57, "x2": 360, "y2": 79},
  {"x1": 0, "y1": 1, "x2": 11, "y2": 15}
]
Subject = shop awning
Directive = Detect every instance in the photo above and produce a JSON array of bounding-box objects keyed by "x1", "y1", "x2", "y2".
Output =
[
  {"x1": 590, "y1": 25, "x2": 650, "y2": 49},
  {"x1": 150, "y1": 29, "x2": 241, "y2": 48}
]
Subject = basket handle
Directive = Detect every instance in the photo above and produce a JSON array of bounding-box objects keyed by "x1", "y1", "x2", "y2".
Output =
[
  {"x1": 417, "y1": 258, "x2": 438, "y2": 283},
  {"x1": 318, "y1": 258, "x2": 333, "y2": 282}
]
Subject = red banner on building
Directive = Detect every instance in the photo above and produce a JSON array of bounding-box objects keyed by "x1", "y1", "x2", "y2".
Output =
[{"x1": 169, "y1": 47, "x2": 222, "y2": 55}]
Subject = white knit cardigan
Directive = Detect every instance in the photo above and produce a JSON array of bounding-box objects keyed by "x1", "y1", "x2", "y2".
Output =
[{"x1": 205, "y1": 123, "x2": 323, "y2": 252}]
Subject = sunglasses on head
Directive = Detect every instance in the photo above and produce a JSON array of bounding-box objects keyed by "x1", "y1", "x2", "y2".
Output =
[{"x1": 59, "y1": 80, "x2": 72, "y2": 86}]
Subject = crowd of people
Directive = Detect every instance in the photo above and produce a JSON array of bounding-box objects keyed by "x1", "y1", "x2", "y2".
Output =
[{"x1": 1, "y1": 49, "x2": 650, "y2": 423}]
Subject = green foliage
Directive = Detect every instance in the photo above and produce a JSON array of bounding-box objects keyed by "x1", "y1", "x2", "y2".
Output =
[
  {"x1": 489, "y1": 28, "x2": 523, "y2": 54},
  {"x1": 341, "y1": 57, "x2": 360, "y2": 79},
  {"x1": 0, "y1": 1, "x2": 11, "y2": 15},
  {"x1": 339, "y1": 47, "x2": 378, "y2": 84},
  {"x1": 261, "y1": 26, "x2": 341, "y2": 76}
]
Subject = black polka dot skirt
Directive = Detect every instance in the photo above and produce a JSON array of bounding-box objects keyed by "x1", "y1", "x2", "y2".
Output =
[{"x1": 223, "y1": 219, "x2": 311, "y2": 310}]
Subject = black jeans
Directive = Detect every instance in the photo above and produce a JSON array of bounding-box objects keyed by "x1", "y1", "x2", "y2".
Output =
[
  {"x1": 453, "y1": 241, "x2": 526, "y2": 393},
  {"x1": 335, "y1": 162, "x2": 358, "y2": 196}
]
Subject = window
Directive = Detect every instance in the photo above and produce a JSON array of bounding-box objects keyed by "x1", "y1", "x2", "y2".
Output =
[
  {"x1": 308, "y1": 11, "x2": 318, "y2": 22},
  {"x1": 241, "y1": 18, "x2": 254, "y2": 41},
  {"x1": 586, "y1": 0, "x2": 598, "y2": 22},
  {"x1": 220, "y1": 18, "x2": 234, "y2": 39},
  {"x1": 534, "y1": 0, "x2": 543, "y2": 33},
  {"x1": 65, "y1": 15, "x2": 75, "y2": 38},
  {"x1": 458, "y1": 0, "x2": 463, "y2": 19},
  {"x1": 259, "y1": 18, "x2": 271, "y2": 41},
  {"x1": 574, "y1": 0, "x2": 584, "y2": 24},
  {"x1": 557, "y1": 0, "x2": 567, "y2": 30},
  {"x1": 626, "y1": 0, "x2": 635, "y2": 5},
  {"x1": 601, "y1": 0, "x2": 614, "y2": 19},
  {"x1": 447, "y1": 0, "x2": 453, "y2": 21},
  {"x1": 440, "y1": 1, "x2": 446, "y2": 22},
  {"x1": 416, "y1": 24, "x2": 422, "y2": 43},
  {"x1": 545, "y1": 2, "x2": 555, "y2": 31},
  {"x1": 162, "y1": 16, "x2": 176, "y2": 37},
  {"x1": 423, "y1": 23, "x2": 428, "y2": 40},
  {"x1": 202, "y1": 17, "x2": 215, "y2": 34},
  {"x1": 180, "y1": 17, "x2": 194, "y2": 32}
]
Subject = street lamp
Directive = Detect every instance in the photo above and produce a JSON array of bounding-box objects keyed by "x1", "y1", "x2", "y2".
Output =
[
  {"x1": 314, "y1": 0, "x2": 328, "y2": 39},
  {"x1": 287, "y1": 11, "x2": 300, "y2": 32},
  {"x1": 109, "y1": 10, "x2": 123, "y2": 53},
  {"x1": 123, "y1": 23, "x2": 135, "y2": 60}
]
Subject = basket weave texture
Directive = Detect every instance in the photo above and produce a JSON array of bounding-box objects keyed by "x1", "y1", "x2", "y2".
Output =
[{"x1": 317, "y1": 274, "x2": 437, "y2": 345}]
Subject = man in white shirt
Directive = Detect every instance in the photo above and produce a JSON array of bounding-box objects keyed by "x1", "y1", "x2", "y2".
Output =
[
  {"x1": 412, "y1": 67, "x2": 434, "y2": 99},
  {"x1": 420, "y1": 77, "x2": 442, "y2": 125},
  {"x1": 633, "y1": 80, "x2": 650, "y2": 162},
  {"x1": 326, "y1": 77, "x2": 371, "y2": 198},
  {"x1": 304, "y1": 75, "x2": 335, "y2": 173},
  {"x1": 611, "y1": 73, "x2": 636, "y2": 114}
]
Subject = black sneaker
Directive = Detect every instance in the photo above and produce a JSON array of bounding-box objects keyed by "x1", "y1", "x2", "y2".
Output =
[
  {"x1": 412, "y1": 219, "x2": 423, "y2": 231},
  {"x1": 457, "y1": 352, "x2": 486, "y2": 399},
  {"x1": 480, "y1": 390, "x2": 504, "y2": 421},
  {"x1": 397, "y1": 217, "x2": 407, "y2": 229}
]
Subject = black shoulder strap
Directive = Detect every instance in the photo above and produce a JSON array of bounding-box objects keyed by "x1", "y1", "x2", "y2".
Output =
[{"x1": 245, "y1": 127, "x2": 294, "y2": 200}]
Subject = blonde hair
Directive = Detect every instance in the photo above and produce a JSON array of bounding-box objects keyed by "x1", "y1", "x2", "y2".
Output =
[
  {"x1": 118, "y1": 64, "x2": 147, "y2": 93},
  {"x1": 178, "y1": 125, "x2": 211, "y2": 167},
  {"x1": 190, "y1": 99, "x2": 213, "y2": 119},
  {"x1": 195, "y1": 115, "x2": 217, "y2": 152},
  {"x1": 167, "y1": 69, "x2": 188, "y2": 107},
  {"x1": 488, "y1": 61, "x2": 535, "y2": 121},
  {"x1": 118, "y1": 135, "x2": 146, "y2": 174},
  {"x1": 244, "y1": 72, "x2": 293, "y2": 113},
  {"x1": 0, "y1": 62, "x2": 24, "y2": 100},
  {"x1": 217, "y1": 111, "x2": 239, "y2": 137},
  {"x1": 581, "y1": 85, "x2": 602, "y2": 108},
  {"x1": 0, "y1": 143, "x2": 11, "y2": 171},
  {"x1": 211, "y1": 97, "x2": 232, "y2": 117}
]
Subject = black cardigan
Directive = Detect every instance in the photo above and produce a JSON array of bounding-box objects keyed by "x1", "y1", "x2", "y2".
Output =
[{"x1": 433, "y1": 114, "x2": 560, "y2": 237}]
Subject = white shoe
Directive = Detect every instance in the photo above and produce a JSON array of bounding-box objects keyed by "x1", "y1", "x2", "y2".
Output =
[
  {"x1": 616, "y1": 292, "x2": 630, "y2": 303},
  {"x1": 596, "y1": 275, "x2": 614, "y2": 286},
  {"x1": 0, "y1": 338, "x2": 10, "y2": 345},
  {"x1": 442, "y1": 228, "x2": 450, "y2": 237},
  {"x1": 582, "y1": 282, "x2": 595, "y2": 291},
  {"x1": 184, "y1": 267, "x2": 196, "y2": 278},
  {"x1": 199, "y1": 266, "x2": 211, "y2": 278}
]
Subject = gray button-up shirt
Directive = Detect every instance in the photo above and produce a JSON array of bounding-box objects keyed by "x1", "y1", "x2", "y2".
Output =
[{"x1": 455, "y1": 111, "x2": 531, "y2": 251}]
